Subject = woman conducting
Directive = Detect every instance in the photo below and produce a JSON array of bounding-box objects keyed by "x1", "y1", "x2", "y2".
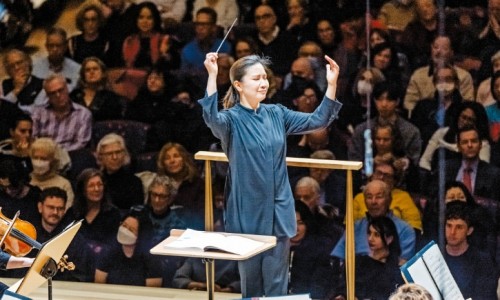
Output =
[{"x1": 200, "y1": 52, "x2": 342, "y2": 297}]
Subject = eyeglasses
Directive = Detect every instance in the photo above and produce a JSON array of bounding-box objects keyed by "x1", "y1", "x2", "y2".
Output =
[
  {"x1": 100, "y1": 149, "x2": 125, "y2": 158},
  {"x1": 150, "y1": 192, "x2": 169, "y2": 200},
  {"x1": 255, "y1": 13, "x2": 273, "y2": 21}
]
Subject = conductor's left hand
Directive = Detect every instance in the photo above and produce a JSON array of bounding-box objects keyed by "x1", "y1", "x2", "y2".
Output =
[{"x1": 325, "y1": 55, "x2": 340, "y2": 87}]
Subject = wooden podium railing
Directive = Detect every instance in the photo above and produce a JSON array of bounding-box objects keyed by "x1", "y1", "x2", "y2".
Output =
[{"x1": 195, "y1": 151, "x2": 363, "y2": 300}]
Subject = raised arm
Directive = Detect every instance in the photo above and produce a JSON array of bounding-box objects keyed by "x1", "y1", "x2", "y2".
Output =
[
  {"x1": 204, "y1": 52, "x2": 219, "y2": 96},
  {"x1": 324, "y1": 55, "x2": 340, "y2": 100}
]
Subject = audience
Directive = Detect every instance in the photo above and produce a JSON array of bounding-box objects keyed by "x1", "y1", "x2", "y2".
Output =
[
  {"x1": 32, "y1": 74, "x2": 92, "y2": 152},
  {"x1": 70, "y1": 57, "x2": 124, "y2": 122},
  {"x1": 191, "y1": 0, "x2": 238, "y2": 31},
  {"x1": 1, "y1": 48, "x2": 46, "y2": 114},
  {"x1": 0, "y1": 113, "x2": 34, "y2": 176}
]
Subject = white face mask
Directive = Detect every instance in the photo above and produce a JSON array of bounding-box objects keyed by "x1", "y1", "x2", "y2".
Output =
[
  {"x1": 117, "y1": 226, "x2": 137, "y2": 245},
  {"x1": 435, "y1": 82, "x2": 455, "y2": 93},
  {"x1": 357, "y1": 80, "x2": 373, "y2": 95},
  {"x1": 31, "y1": 159, "x2": 50, "y2": 176}
]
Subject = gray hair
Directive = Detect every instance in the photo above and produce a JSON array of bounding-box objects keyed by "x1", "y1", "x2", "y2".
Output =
[
  {"x1": 310, "y1": 149, "x2": 335, "y2": 160},
  {"x1": 43, "y1": 74, "x2": 67, "y2": 91},
  {"x1": 96, "y1": 133, "x2": 131, "y2": 165},
  {"x1": 295, "y1": 176, "x2": 320, "y2": 195},
  {"x1": 389, "y1": 283, "x2": 433, "y2": 300},
  {"x1": 147, "y1": 175, "x2": 177, "y2": 203}
]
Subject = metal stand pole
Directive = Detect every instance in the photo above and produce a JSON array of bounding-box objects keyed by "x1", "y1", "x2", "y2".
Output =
[{"x1": 203, "y1": 258, "x2": 215, "y2": 300}]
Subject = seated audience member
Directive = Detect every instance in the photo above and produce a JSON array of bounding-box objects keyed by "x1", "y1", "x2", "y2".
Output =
[
  {"x1": 35, "y1": 187, "x2": 94, "y2": 282},
  {"x1": 66, "y1": 168, "x2": 121, "y2": 255},
  {"x1": 136, "y1": 175, "x2": 187, "y2": 287},
  {"x1": 410, "y1": 64, "x2": 464, "y2": 147},
  {"x1": 173, "y1": 258, "x2": 240, "y2": 293},
  {"x1": 370, "y1": 42, "x2": 407, "y2": 88},
  {"x1": 284, "y1": 0, "x2": 316, "y2": 45},
  {"x1": 422, "y1": 181, "x2": 496, "y2": 260},
  {"x1": 125, "y1": 67, "x2": 175, "y2": 124},
  {"x1": 70, "y1": 57, "x2": 124, "y2": 122},
  {"x1": 253, "y1": 4, "x2": 298, "y2": 78},
  {"x1": 315, "y1": 19, "x2": 338, "y2": 56},
  {"x1": 68, "y1": 4, "x2": 109, "y2": 64},
  {"x1": 476, "y1": 50, "x2": 500, "y2": 107},
  {"x1": 0, "y1": 99, "x2": 24, "y2": 141},
  {"x1": 0, "y1": 113, "x2": 33, "y2": 176},
  {"x1": 32, "y1": 27, "x2": 81, "y2": 90},
  {"x1": 331, "y1": 180, "x2": 416, "y2": 263},
  {"x1": 404, "y1": 35, "x2": 474, "y2": 117},
  {"x1": 101, "y1": 0, "x2": 138, "y2": 68},
  {"x1": 96, "y1": 133, "x2": 143, "y2": 210},
  {"x1": 137, "y1": 143, "x2": 204, "y2": 229},
  {"x1": 297, "y1": 41, "x2": 328, "y2": 91},
  {"x1": 294, "y1": 177, "x2": 343, "y2": 244},
  {"x1": 486, "y1": 71, "x2": 500, "y2": 143},
  {"x1": 278, "y1": 59, "x2": 320, "y2": 108},
  {"x1": 420, "y1": 101, "x2": 491, "y2": 175},
  {"x1": 95, "y1": 213, "x2": 163, "y2": 287},
  {"x1": 477, "y1": 0, "x2": 500, "y2": 84},
  {"x1": 233, "y1": 37, "x2": 260, "y2": 60},
  {"x1": 444, "y1": 201, "x2": 498, "y2": 300},
  {"x1": 191, "y1": 0, "x2": 238, "y2": 31},
  {"x1": 29, "y1": 138, "x2": 74, "y2": 208},
  {"x1": 288, "y1": 200, "x2": 336, "y2": 299},
  {"x1": 32, "y1": 74, "x2": 92, "y2": 152},
  {"x1": 429, "y1": 125, "x2": 500, "y2": 202},
  {"x1": 330, "y1": 216, "x2": 404, "y2": 300},
  {"x1": 1, "y1": 49, "x2": 46, "y2": 114},
  {"x1": 148, "y1": 0, "x2": 186, "y2": 23},
  {"x1": 337, "y1": 67, "x2": 385, "y2": 133},
  {"x1": 307, "y1": 150, "x2": 346, "y2": 217},
  {"x1": 180, "y1": 7, "x2": 231, "y2": 73},
  {"x1": 367, "y1": 28, "x2": 410, "y2": 77},
  {"x1": 122, "y1": 2, "x2": 177, "y2": 70},
  {"x1": 353, "y1": 154, "x2": 422, "y2": 233},
  {"x1": 388, "y1": 283, "x2": 433, "y2": 300},
  {"x1": 377, "y1": 0, "x2": 416, "y2": 32},
  {"x1": 349, "y1": 81, "x2": 421, "y2": 168},
  {"x1": 0, "y1": 159, "x2": 40, "y2": 224},
  {"x1": 158, "y1": 86, "x2": 215, "y2": 154},
  {"x1": 215, "y1": 54, "x2": 234, "y2": 101}
]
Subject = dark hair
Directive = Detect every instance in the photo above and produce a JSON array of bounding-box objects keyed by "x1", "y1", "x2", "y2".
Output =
[
  {"x1": 40, "y1": 186, "x2": 68, "y2": 204},
  {"x1": 196, "y1": 7, "x2": 217, "y2": 24},
  {"x1": 370, "y1": 28, "x2": 391, "y2": 46},
  {"x1": 444, "y1": 101, "x2": 490, "y2": 143},
  {"x1": 456, "y1": 124, "x2": 479, "y2": 143},
  {"x1": 370, "y1": 42, "x2": 399, "y2": 72},
  {"x1": 372, "y1": 81, "x2": 401, "y2": 103},
  {"x1": 75, "y1": 3, "x2": 105, "y2": 32},
  {"x1": 0, "y1": 159, "x2": 30, "y2": 188},
  {"x1": 72, "y1": 168, "x2": 113, "y2": 217},
  {"x1": 46, "y1": 27, "x2": 67, "y2": 41},
  {"x1": 368, "y1": 216, "x2": 401, "y2": 263},
  {"x1": 78, "y1": 56, "x2": 108, "y2": 89},
  {"x1": 9, "y1": 113, "x2": 32, "y2": 131},
  {"x1": 445, "y1": 201, "x2": 472, "y2": 227},
  {"x1": 445, "y1": 181, "x2": 476, "y2": 207},
  {"x1": 294, "y1": 199, "x2": 317, "y2": 234},
  {"x1": 222, "y1": 54, "x2": 271, "y2": 109},
  {"x1": 372, "y1": 118, "x2": 405, "y2": 158},
  {"x1": 133, "y1": 2, "x2": 163, "y2": 33},
  {"x1": 233, "y1": 36, "x2": 260, "y2": 58}
]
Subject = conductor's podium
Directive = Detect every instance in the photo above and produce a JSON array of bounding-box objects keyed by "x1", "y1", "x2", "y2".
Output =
[{"x1": 0, "y1": 278, "x2": 241, "y2": 300}]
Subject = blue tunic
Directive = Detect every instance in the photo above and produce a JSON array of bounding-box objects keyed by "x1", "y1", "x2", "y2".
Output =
[{"x1": 199, "y1": 92, "x2": 342, "y2": 238}]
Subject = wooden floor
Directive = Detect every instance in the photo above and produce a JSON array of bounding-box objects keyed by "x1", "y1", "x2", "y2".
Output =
[{"x1": 1, "y1": 278, "x2": 241, "y2": 300}]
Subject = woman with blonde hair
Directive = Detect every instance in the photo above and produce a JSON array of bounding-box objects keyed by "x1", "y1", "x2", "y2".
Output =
[{"x1": 29, "y1": 137, "x2": 74, "y2": 208}]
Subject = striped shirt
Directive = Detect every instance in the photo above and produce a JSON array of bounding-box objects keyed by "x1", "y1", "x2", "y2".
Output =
[{"x1": 32, "y1": 102, "x2": 92, "y2": 151}]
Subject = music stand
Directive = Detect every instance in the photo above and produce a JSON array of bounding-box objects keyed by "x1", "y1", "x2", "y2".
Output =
[
  {"x1": 151, "y1": 229, "x2": 277, "y2": 300},
  {"x1": 7, "y1": 220, "x2": 82, "y2": 298}
]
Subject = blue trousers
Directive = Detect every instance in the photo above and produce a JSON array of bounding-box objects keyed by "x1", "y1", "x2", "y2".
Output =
[{"x1": 238, "y1": 237, "x2": 290, "y2": 298}]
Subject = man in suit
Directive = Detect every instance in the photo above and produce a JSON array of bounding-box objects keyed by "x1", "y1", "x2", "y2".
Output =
[{"x1": 442, "y1": 125, "x2": 500, "y2": 201}]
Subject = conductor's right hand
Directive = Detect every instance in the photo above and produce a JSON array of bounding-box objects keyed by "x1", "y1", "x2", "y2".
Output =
[{"x1": 204, "y1": 52, "x2": 218, "y2": 76}]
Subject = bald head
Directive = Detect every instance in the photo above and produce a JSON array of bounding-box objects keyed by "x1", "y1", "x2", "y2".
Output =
[
  {"x1": 364, "y1": 179, "x2": 392, "y2": 218},
  {"x1": 291, "y1": 57, "x2": 314, "y2": 81}
]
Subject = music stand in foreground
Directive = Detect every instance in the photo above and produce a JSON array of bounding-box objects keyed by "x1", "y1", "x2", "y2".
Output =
[
  {"x1": 151, "y1": 229, "x2": 277, "y2": 300},
  {"x1": 7, "y1": 220, "x2": 82, "y2": 299}
]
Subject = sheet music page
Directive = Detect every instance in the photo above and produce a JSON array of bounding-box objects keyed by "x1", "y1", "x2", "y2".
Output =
[
  {"x1": 421, "y1": 245, "x2": 464, "y2": 300},
  {"x1": 165, "y1": 229, "x2": 264, "y2": 256},
  {"x1": 406, "y1": 258, "x2": 442, "y2": 300}
]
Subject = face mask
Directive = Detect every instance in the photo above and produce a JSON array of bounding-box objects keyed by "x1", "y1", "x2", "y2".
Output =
[
  {"x1": 435, "y1": 82, "x2": 455, "y2": 93},
  {"x1": 117, "y1": 226, "x2": 137, "y2": 245},
  {"x1": 357, "y1": 80, "x2": 373, "y2": 95},
  {"x1": 31, "y1": 159, "x2": 50, "y2": 176}
]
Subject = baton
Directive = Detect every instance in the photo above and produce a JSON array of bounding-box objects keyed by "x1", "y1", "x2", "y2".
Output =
[{"x1": 215, "y1": 18, "x2": 238, "y2": 54}]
